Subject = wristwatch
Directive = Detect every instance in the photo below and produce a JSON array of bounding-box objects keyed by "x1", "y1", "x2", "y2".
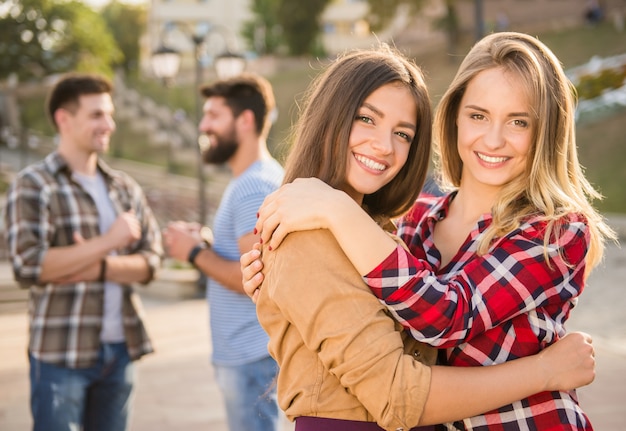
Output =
[
  {"x1": 187, "y1": 243, "x2": 207, "y2": 266},
  {"x1": 200, "y1": 226, "x2": 214, "y2": 247}
]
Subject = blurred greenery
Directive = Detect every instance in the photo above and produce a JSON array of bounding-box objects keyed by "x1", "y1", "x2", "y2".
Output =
[
  {"x1": 0, "y1": 0, "x2": 122, "y2": 80},
  {"x1": 14, "y1": 20, "x2": 626, "y2": 213},
  {"x1": 577, "y1": 66, "x2": 626, "y2": 100}
]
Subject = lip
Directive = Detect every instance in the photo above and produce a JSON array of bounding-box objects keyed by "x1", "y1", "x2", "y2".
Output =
[
  {"x1": 353, "y1": 153, "x2": 388, "y2": 173},
  {"x1": 475, "y1": 151, "x2": 511, "y2": 166}
]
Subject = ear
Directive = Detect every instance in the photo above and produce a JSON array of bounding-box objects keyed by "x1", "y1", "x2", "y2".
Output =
[
  {"x1": 238, "y1": 109, "x2": 256, "y2": 132},
  {"x1": 54, "y1": 108, "x2": 70, "y2": 131}
]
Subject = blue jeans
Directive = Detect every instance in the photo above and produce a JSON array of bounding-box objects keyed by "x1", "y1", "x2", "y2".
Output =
[
  {"x1": 29, "y1": 342, "x2": 134, "y2": 431},
  {"x1": 214, "y1": 355, "x2": 279, "y2": 431}
]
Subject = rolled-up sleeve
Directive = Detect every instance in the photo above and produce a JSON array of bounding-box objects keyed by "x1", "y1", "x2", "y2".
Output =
[
  {"x1": 4, "y1": 173, "x2": 50, "y2": 287},
  {"x1": 262, "y1": 229, "x2": 433, "y2": 430}
]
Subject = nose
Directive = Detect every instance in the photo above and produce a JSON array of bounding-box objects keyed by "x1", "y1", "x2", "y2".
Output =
[
  {"x1": 198, "y1": 115, "x2": 211, "y2": 133},
  {"x1": 105, "y1": 115, "x2": 116, "y2": 132},
  {"x1": 483, "y1": 123, "x2": 505, "y2": 150},
  {"x1": 371, "y1": 130, "x2": 393, "y2": 155}
]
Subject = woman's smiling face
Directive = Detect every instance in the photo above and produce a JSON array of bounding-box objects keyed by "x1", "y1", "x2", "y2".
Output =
[
  {"x1": 343, "y1": 83, "x2": 417, "y2": 204},
  {"x1": 456, "y1": 66, "x2": 535, "y2": 194}
]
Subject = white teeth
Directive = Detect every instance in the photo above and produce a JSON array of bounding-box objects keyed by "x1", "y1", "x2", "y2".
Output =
[
  {"x1": 355, "y1": 154, "x2": 386, "y2": 171},
  {"x1": 477, "y1": 153, "x2": 508, "y2": 163}
]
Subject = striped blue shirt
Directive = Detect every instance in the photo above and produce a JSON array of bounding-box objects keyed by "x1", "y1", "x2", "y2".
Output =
[{"x1": 207, "y1": 158, "x2": 284, "y2": 365}]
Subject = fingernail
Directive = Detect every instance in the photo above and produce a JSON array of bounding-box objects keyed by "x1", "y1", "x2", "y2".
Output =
[
  {"x1": 259, "y1": 238, "x2": 263, "y2": 244},
  {"x1": 253, "y1": 228, "x2": 257, "y2": 235},
  {"x1": 256, "y1": 212, "x2": 259, "y2": 218},
  {"x1": 268, "y1": 245, "x2": 273, "y2": 251}
]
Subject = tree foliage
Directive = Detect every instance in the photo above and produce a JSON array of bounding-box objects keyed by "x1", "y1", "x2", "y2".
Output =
[
  {"x1": 365, "y1": 0, "x2": 426, "y2": 31},
  {"x1": 241, "y1": 0, "x2": 283, "y2": 55},
  {"x1": 0, "y1": 0, "x2": 122, "y2": 81},
  {"x1": 101, "y1": 0, "x2": 147, "y2": 76},
  {"x1": 366, "y1": 0, "x2": 460, "y2": 52},
  {"x1": 276, "y1": 0, "x2": 330, "y2": 56}
]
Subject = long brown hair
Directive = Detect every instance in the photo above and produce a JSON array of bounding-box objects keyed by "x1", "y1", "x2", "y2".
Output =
[
  {"x1": 283, "y1": 45, "x2": 432, "y2": 220},
  {"x1": 434, "y1": 32, "x2": 615, "y2": 272}
]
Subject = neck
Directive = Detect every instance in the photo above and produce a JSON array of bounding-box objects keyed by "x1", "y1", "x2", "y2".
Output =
[
  {"x1": 228, "y1": 138, "x2": 270, "y2": 177},
  {"x1": 58, "y1": 142, "x2": 99, "y2": 176},
  {"x1": 453, "y1": 183, "x2": 499, "y2": 223}
]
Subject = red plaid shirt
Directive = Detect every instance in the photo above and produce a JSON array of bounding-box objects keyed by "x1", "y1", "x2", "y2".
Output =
[{"x1": 364, "y1": 192, "x2": 593, "y2": 430}]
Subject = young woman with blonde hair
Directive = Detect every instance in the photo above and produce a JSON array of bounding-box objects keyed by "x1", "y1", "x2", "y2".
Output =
[
  {"x1": 247, "y1": 33, "x2": 611, "y2": 430},
  {"x1": 245, "y1": 42, "x2": 597, "y2": 431}
]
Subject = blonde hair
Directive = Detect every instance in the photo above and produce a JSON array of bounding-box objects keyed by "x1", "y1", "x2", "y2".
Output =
[{"x1": 433, "y1": 32, "x2": 615, "y2": 273}]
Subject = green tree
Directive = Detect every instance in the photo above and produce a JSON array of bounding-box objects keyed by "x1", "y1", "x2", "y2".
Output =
[
  {"x1": 101, "y1": 0, "x2": 147, "y2": 76},
  {"x1": 435, "y1": 0, "x2": 460, "y2": 53},
  {"x1": 0, "y1": 0, "x2": 122, "y2": 81},
  {"x1": 366, "y1": 0, "x2": 425, "y2": 31},
  {"x1": 242, "y1": 0, "x2": 283, "y2": 55},
  {"x1": 366, "y1": 0, "x2": 461, "y2": 54},
  {"x1": 276, "y1": 0, "x2": 330, "y2": 56}
]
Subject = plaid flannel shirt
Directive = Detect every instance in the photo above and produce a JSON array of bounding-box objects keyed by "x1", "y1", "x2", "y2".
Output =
[
  {"x1": 4, "y1": 151, "x2": 163, "y2": 368},
  {"x1": 364, "y1": 192, "x2": 593, "y2": 430}
]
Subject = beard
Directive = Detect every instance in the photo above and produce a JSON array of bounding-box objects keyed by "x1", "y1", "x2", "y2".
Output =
[{"x1": 201, "y1": 129, "x2": 239, "y2": 165}]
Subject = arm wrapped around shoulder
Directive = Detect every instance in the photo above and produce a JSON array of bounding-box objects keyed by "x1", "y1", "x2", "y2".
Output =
[{"x1": 258, "y1": 229, "x2": 436, "y2": 431}]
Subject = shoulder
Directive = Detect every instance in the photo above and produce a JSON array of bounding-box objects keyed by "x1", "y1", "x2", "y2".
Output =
[
  {"x1": 240, "y1": 159, "x2": 284, "y2": 186},
  {"x1": 99, "y1": 161, "x2": 143, "y2": 193},
  {"x1": 499, "y1": 213, "x2": 591, "y2": 264},
  {"x1": 265, "y1": 230, "x2": 355, "y2": 276},
  {"x1": 520, "y1": 213, "x2": 589, "y2": 240},
  {"x1": 263, "y1": 230, "x2": 368, "y2": 304},
  {"x1": 401, "y1": 192, "x2": 447, "y2": 226},
  {"x1": 12, "y1": 156, "x2": 60, "y2": 193},
  {"x1": 233, "y1": 160, "x2": 284, "y2": 198}
]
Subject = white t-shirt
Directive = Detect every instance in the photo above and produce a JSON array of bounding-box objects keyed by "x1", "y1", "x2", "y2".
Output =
[{"x1": 73, "y1": 171, "x2": 125, "y2": 343}]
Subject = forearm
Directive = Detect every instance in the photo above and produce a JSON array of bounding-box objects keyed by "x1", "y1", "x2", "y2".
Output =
[
  {"x1": 326, "y1": 191, "x2": 398, "y2": 275},
  {"x1": 419, "y1": 356, "x2": 547, "y2": 425},
  {"x1": 40, "y1": 236, "x2": 116, "y2": 283},
  {"x1": 194, "y1": 249, "x2": 245, "y2": 294},
  {"x1": 105, "y1": 254, "x2": 153, "y2": 284}
]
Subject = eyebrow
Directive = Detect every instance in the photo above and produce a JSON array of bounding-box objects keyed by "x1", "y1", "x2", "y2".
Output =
[
  {"x1": 463, "y1": 104, "x2": 530, "y2": 118},
  {"x1": 363, "y1": 102, "x2": 417, "y2": 130}
]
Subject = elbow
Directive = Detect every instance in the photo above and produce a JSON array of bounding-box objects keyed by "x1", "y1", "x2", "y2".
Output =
[{"x1": 13, "y1": 270, "x2": 43, "y2": 289}]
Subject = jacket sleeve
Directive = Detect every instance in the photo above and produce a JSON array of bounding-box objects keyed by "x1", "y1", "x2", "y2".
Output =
[{"x1": 262, "y1": 229, "x2": 433, "y2": 431}]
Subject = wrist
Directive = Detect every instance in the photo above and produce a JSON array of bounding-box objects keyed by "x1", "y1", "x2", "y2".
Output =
[
  {"x1": 187, "y1": 243, "x2": 208, "y2": 267},
  {"x1": 533, "y1": 350, "x2": 550, "y2": 393},
  {"x1": 99, "y1": 257, "x2": 108, "y2": 282}
]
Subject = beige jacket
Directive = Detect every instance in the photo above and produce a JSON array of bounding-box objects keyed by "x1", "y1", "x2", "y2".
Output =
[{"x1": 257, "y1": 229, "x2": 437, "y2": 431}]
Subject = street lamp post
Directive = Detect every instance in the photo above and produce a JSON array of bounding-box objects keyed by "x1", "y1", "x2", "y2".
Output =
[
  {"x1": 151, "y1": 45, "x2": 181, "y2": 174},
  {"x1": 474, "y1": 0, "x2": 485, "y2": 41},
  {"x1": 151, "y1": 22, "x2": 246, "y2": 225}
]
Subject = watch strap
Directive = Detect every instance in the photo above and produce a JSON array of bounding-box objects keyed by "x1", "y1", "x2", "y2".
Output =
[{"x1": 187, "y1": 244, "x2": 207, "y2": 266}]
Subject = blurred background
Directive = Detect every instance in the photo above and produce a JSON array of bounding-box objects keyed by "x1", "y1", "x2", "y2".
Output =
[
  {"x1": 1, "y1": 0, "x2": 625, "y2": 228},
  {"x1": 0, "y1": 0, "x2": 625, "y2": 429}
]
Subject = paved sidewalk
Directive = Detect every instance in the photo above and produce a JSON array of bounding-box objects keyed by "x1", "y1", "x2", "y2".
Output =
[
  {"x1": 1, "y1": 242, "x2": 625, "y2": 430},
  {"x1": 0, "y1": 292, "x2": 293, "y2": 431}
]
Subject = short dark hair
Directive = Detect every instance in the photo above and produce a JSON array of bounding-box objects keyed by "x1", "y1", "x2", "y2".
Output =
[
  {"x1": 47, "y1": 73, "x2": 113, "y2": 130},
  {"x1": 200, "y1": 73, "x2": 275, "y2": 137}
]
